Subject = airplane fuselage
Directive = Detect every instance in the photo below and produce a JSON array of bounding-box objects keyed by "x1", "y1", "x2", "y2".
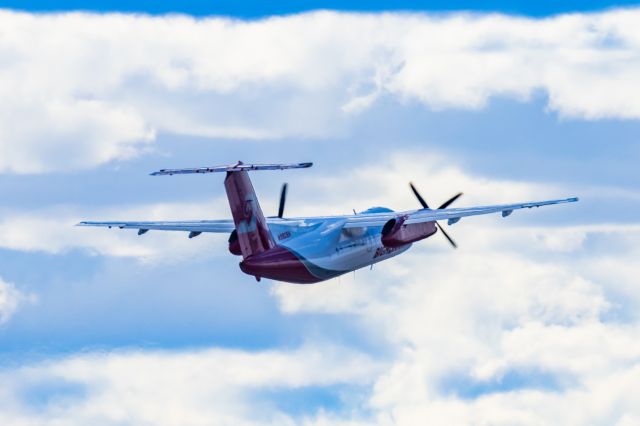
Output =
[{"x1": 236, "y1": 210, "x2": 420, "y2": 284}]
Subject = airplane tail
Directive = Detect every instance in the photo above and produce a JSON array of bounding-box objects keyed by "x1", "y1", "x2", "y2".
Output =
[
  {"x1": 223, "y1": 169, "x2": 274, "y2": 258},
  {"x1": 151, "y1": 161, "x2": 312, "y2": 259}
]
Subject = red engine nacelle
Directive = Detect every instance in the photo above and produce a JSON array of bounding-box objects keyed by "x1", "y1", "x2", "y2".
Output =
[
  {"x1": 228, "y1": 229, "x2": 242, "y2": 256},
  {"x1": 381, "y1": 215, "x2": 437, "y2": 248}
]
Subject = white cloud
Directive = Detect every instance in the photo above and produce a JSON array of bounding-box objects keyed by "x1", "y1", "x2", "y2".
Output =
[
  {"x1": 0, "y1": 6, "x2": 638, "y2": 424},
  {"x1": 270, "y1": 232, "x2": 640, "y2": 425},
  {"x1": 1, "y1": 9, "x2": 640, "y2": 173},
  {"x1": 0, "y1": 226, "x2": 636, "y2": 425},
  {"x1": 270, "y1": 178, "x2": 640, "y2": 424},
  {"x1": 0, "y1": 277, "x2": 31, "y2": 324},
  {"x1": 0, "y1": 344, "x2": 379, "y2": 426},
  {"x1": 0, "y1": 151, "x2": 638, "y2": 424},
  {"x1": 3, "y1": 222, "x2": 640, "y2": 426},
  {"x1": 295, "y1": 151, "x2": 559, "y2": 217},
  {"x1": 0, "y1": 197, "x2": 232, "y2": 262}
]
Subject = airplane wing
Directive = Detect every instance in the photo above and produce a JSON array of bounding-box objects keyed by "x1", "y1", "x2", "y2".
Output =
[
  {"x1": 77, "y1": 220, "x2": 235, "y2": 235},
  {"x1": 342, "y1": 197, "x2": 579, "y2": 228},
  {"x1": 78, "y1": 197, "x2": 578, "y2": 235}
]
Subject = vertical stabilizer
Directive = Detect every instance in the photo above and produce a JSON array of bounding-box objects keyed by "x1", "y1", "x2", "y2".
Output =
[
  {"x1": 149, "y1": 160, "x2": 312, "y2": 259},
  {"x1": 224, "y1": 169, "x2": 275, "y2": 258}
]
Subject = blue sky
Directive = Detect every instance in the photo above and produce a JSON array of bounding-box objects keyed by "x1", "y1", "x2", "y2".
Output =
[
  {"x1": 0, "y1": 2, "x2": 639, "y2": 424},
  {"x1": 6, "y1": 0, "x2": 640, "y2": 17}
]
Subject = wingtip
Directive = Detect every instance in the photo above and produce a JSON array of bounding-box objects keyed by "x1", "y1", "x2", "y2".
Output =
[{"x1": 150, "y1": 169, "x2": 171, "y2": 176}]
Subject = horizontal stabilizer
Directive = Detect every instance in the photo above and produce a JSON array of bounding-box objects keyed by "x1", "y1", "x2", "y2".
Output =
[{"x1": 151, "y1": 161, "x2": 312, "y2": 176}]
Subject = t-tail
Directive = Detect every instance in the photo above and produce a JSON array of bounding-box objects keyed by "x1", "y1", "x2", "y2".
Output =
[{"x1": 151, "y1": 161, "x2": 312, "y2": 259}]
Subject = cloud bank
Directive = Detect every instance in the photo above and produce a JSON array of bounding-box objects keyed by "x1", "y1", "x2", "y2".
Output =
[
  {"x1": 1, "y1": 222, "x2": 639, "y2": 425},
  {"x1": 1, "y1": 8, "x2": 640, "y2": 173},
  {"x1": 1, "y1": 150, "x2": 639, "y2": 424},
  {"x1": 0, "y1": 344, "x2": 380, "y2": 425},
  {"x1": 270, "y1": 220, "x2": 640, "y2": 424},
  {"x1": 1, "y1": 7, "x2": 638, "y2": 425}
]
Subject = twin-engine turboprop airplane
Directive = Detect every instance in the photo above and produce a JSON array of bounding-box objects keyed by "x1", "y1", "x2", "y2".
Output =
[{"x1": 79, "y1": 162, "x2": 578, "y2": 284}]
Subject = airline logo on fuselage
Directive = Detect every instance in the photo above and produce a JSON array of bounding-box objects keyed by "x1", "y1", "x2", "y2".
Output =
[
  {"x1": 278, "y1": 231, "x2": 292, "y2": 241},
  {"x1": 373, "y1": 246, "x2": 399, "y2": 259},
  {"x1": 237, "y1": 193, "x2": 258, "y2": 234}
]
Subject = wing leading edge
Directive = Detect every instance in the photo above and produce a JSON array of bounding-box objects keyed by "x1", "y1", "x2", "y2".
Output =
[{"x1": 77, "y1": 220, "x2": 235, "y2": 234}]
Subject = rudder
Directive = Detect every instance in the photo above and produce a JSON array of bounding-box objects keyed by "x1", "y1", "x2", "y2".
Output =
[{"x1": 224, "y1": 170, "x2": 275, "y2": 258}]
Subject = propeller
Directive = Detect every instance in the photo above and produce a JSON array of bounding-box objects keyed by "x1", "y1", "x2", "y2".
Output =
[
  {"x1": 435, "y1": 221, "x2": 457, "y2": 249},
  {"x1": 409, "y1": 182, "x2": 429, "y2": 209},
  {"x1": 277, "y1": 183, "x2": 288, "y2": 218},
  {"x1": 438, "y1": 192, "x2": 463, "y2": 210},
  {"x1": 409, "y1": 182, "x2": 463, "y2": 249}
]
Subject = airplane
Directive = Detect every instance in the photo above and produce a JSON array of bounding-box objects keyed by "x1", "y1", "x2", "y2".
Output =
[{"x1": 79, "y1": 162, "x2": 578, "y2": 284}]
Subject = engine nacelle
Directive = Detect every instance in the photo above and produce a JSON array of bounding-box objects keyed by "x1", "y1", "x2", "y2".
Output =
[
  {"x1": 381, "y1": 215, "x2": 437, "y2": 248},
  {"x1": 228, "y1": 229, "x2": 242, "y2": 256}
]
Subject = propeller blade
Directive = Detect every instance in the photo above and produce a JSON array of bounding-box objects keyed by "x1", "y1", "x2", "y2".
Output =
[
  {"x1": 438, "y1": 192, "x2": 463, "y2": 209},
  {"x1": 409, "y1": 182, "x2": 429, "y2": 209},
  {"x1": 409, "y1": 182, "x2": 459, "y2": 248},
  {"x1": 278, "y1": 183, "x2": 288, "y2": 218},
  {"x1": 436, "y1": 222, "x2": 457, "y2": 249}
]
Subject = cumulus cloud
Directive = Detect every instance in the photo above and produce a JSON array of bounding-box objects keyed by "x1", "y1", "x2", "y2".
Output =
[
  {"x1": 0, "y1": 154, "x2": 637, "y2": 424},
  {"x1": 1, "y1": 222, "x2": 639, "y2": 425},
  {"x1": 270, "y1": 223, "x2": 640, "y2": 424},
  {"x1": 1, "y1": 8, "x2": 640, "y2": 173},
  {"x1": 0, "y1": 6, "x2": 638, "y2": 425},
  {"x1": 0, "y1": 344, "x2": 379, "y2": 425},
  {"x1": 264, "y1": 153, "x2": 640, "y2": 423}
]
